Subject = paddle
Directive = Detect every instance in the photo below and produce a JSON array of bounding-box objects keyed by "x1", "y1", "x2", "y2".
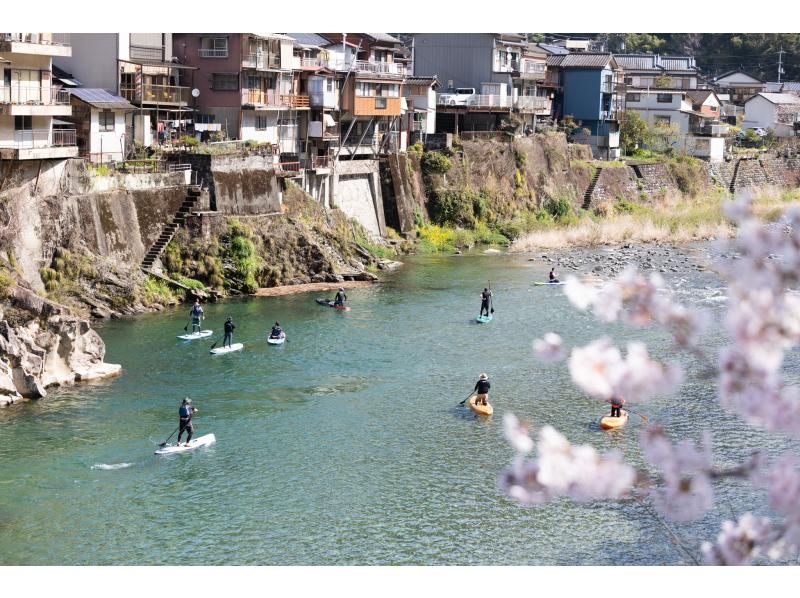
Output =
[
  {"x1": 182, "y1": 318, "x2": 191, "y2": 332},
  {"x1": 159, "y1": 425, "x2": 180, "y2": 447},
  {"x1": 489, "y1": 280, "x2": 495, "y2": 314},
  {"x1": 625, "y1": 407, "x2": 649, "y2": 423},
  {"x1": 459, "y1": 391, "x2": 476, "y2": 406},
  {"x1": 209, "y1": 334, "x2": 224, "y2": 350}
]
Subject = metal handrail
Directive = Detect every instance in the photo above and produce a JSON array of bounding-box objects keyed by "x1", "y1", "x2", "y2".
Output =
[
  {"x1": 198, "y1": 48, "x2": 229, "y2": 58},
  {"x1": 2, "y1": 33, "x2": 70, "y2": 46},
  {"x1": 0, "y1": 84, "x2": 69, "y2": 105},
  {"x1": 0, "y1": 128, "x2": 75, "y2": 148}
]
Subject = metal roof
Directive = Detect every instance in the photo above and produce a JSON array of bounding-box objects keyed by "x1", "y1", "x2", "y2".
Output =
[
  {"x1": 750, "y1": 92, "x2": 800, "y2": 105},
  {"x1": 252, "y1": 33, "x2": 295, "y2": 41},
  {"x1": 68, "y1": 88, "x2": 135, "y2": 111},
  {"x1": 765, "y1": 81, "x2": 800, "y2": 93},
  {"x1": 553, "y1": 53, "x2": 616, "y2": 69},
  {"x1": 286, "y1": 33, "x2": 330, "y2": 48},
  {"x1": 538, "y1": 43, "x2": 570, "y2": 55},
  {"x1": 365, "y1": 33, "x2": 402, "y2": 44}
]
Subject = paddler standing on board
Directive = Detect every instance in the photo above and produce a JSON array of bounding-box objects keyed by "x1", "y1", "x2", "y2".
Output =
[
  {"x1": 333, "y1": 287, "x2": 347, "y2": 308},
  {"x1": 223, "y1": 317, "x2": 235, "y2": 348},
  {"x1": 609, "y1": 394, "x2": 625, "y2": 419},
  {"x1": 190, "y1": 299, "x2": 204, "y2": 333},
  {"x1": 473, "y1": 373, "x2": 491, "y2": 406},
  {"x1": 177, "y1": 397, "x2": 198, "y2": 446},
  {"x1": 479, "y1": 288, "x2": 492, "y2": 317}
]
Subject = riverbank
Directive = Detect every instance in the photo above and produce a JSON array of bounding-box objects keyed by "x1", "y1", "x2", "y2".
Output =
[{"x1": 253, "y1": 280, "x2": 376, "y2": 297}]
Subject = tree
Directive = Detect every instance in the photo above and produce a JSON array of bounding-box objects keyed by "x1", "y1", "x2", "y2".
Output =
[
  {"x1": 502, "y1": 196, "x2": 800, "y2": 564},
  {"x1": 619, "y1": 110, "x2": 651, "y2": 155},
  {"x1": 654, "y1": 74, "x2": 673, "y2": 88},
  {"x1": 650, "y1": 122, "x2": 681, "y2": 154}
]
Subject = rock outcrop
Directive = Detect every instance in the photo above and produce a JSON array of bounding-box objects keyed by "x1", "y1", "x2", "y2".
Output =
[{"x1": 0, "y1": 281, "x2": 121, "y2": 406}]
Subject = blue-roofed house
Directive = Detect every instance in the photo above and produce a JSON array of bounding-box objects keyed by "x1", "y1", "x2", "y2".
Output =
[
  {"x1": 67, "y1": 88, "x2": 135, "y2": 163},
  {"x1": 549, "y1": 53, "x2": 622, "y2": 159}
]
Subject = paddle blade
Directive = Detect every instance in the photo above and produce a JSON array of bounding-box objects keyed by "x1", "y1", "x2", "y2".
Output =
[
  {"x1": 491, "y1": 308, "x2": 495, "y2": 314},
  {"x1": 184, "y1": 325, "x2": 188, "y2": 331}
]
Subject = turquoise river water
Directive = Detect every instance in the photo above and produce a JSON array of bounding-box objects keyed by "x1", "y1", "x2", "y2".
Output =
[{"x1": 1, "y1": 247, "x2": 799, "y2": 565}]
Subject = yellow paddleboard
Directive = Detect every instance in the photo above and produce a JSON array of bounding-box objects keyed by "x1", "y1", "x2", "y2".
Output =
[
  {"x1": 600, "y1": 410, "x2": 628, "y2": 430},
  {"x1": 468, "y1": 395, "x2": 494, "y2": 416}
]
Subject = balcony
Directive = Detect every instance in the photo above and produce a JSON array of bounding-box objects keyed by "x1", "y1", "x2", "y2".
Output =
[
  {"x1": 309, "y1": 155, "x2": 331, "y2": 170},
  {"x1": 309, "y1": 91, "x2": 338, "y2": 109},
  {"x1": 0, "y1": 127, "x2": 78, "y2": 160},
  {"x1": 542, "y1": 73, "x2": 561, "y2": 87},
  {"x1": 0, "y1": 33, "x2": 71, "y2": 56},
  {"x1": 494, "y1": 59, "x2": 519, "y2": 73},
  {"x1": 518, "y1": 62, "x2": 546, "y2": 81},
  {"x1": 121, "y1": 84, "x2": 189, "y2": 106},
  {"x1": 601, "y1": 82, "x2": 615, "y2": 94},
  {"x1": 0, "y1": 85, "x2": 72, "y2": 116},
  {"x1": 690, "y1": 122, "x2": 729, "y2": 137},
  {"x1": 242, "y1": 89, "x2": 281, "y2": 107},
  {"x1": 281, "y1": 94, "x2": 309, "y2": 108},
  {"x1": 467, "y1": 95, "x2": 511, "y2": 110},
  {"x1": 308, "y1": 121, "x2": 340, "y2": 139},
  {"x1": 198, "y1": 48, "x2": 229, "y2": 58},
  {"x1": 514, "y1": 96, "x2": 551, "y2": 114},
  {"x1": 350, "y1": 60, "x2": 405, "y2": 77},
  {"x1": 299, "y1": 57, "x2": 328, "y2": 69}
]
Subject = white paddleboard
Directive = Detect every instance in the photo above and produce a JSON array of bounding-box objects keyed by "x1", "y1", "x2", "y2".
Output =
[
  {"x1": 177, "y1": 330, "x2": 213, "y2": 340},
  {"x1": 210, "y1": 343, "x2": 243, "y2": 355},
  {"x1": 154, "y1": 433, "x2": 216, "y2": 455},
  {"x1": 533, "y1": 281, "x2": 565, "y2": 286},
  {"x1": 267, "y1": 334, "x2": 286, "y2": 345}
]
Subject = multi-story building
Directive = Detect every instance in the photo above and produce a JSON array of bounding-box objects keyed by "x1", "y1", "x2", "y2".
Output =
[
  {"x1": 744, "y1": 92, "x2": 800, "y2": 137},
  {"x1": 614, "y1": 54, "x2": 699, "y2": 91},
  {"x1": 319, "y1": 33, "x2": 407, "y2": 157},
  {"x1": 710, "y1": 70, "x2": 765, "y2": 105},
  {"x1": 173, "y1": 32, "x2": 303, "y2": 156},
  {"x1": 0, "y1": 33, "x2": 78, "y2": 160},
  {"x1": 548, "y1": 53, "x2": 623, "y2": 159},
  {"x1": 411, "y1": 33, "x2": 531, "y2": 134},
  {"x1": 54, "y1": 33, "x2": 193, "y2": 147},
  {"x1": 624, "y1": 88, "x2": 727, "y2": 160},
  {"x1": 513, "y1": 43, "x2": 552, "y2": 129}
]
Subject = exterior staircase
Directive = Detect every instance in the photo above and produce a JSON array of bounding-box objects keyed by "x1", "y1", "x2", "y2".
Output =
[
  {"x1": 631, "y1": 164, "x2": 644, "y2": 179},
  {"x1": 729, "y1": 159, "x2": 742, "y2": 193},
  {"x1": 582, "y1": 167, "x2": 603, "y2": 210},
  {"x1": 141, "y1": 185, "x2": 202, "y2": 271}
]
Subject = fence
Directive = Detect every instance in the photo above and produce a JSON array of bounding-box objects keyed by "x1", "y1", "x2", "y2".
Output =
[
  {"x1": 2, "y1": 33, "x2": 70, "y2": 46},
  {"x1": 0, "y1": 85, "x2": 69, "y2": 105},
  {"x1": 0, "y1": 128, "x2": 75, "y2": 148},
  {"x1": 310, "y1": 155, "x2": 331, "y2": 169},
  {"x1": 458, "y1": 131, "x2": 511, "y2": 142}
]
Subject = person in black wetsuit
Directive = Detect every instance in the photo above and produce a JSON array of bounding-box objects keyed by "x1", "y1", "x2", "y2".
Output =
[
  {"x1": 549, "y1": 268, "x2": 559, "y2": 283},
  {"x1": 333, "y1": 288, "x2": 347, "y2": 307},
  {"x1": 270, "y1": 321, "x2": 283, "y2": 338},
  {"x1": 474, "y1": 373, "x2": 491, "y2": 406},
  {"x1": 609, "y1": 395, "x2": 625, "y2": 418},
  {"x1": 223, "y1": 317, "x2": 235, "y2": 348},
  {"x1": 479, "y1": 288, "x2": 492, "y2": 317},
  {"x1": 189, "y1": 299, "x2": 204, "y2": 333},
  {"x1": 177, "y1": 397, "x2": 198, "y2": 446}
]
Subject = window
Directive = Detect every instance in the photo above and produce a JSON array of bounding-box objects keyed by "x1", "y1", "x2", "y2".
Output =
[
  {"x1": 375, "y1": 97, "x2": 387, "y2": 109},
  {"x1": 255, "y1": 115, "x2": 269, "y2": 131},
  {"x1": 211, "y1": 73, "x2": 239, "y2": 91},
  {"x1": 656, "y1": 93, "x2": 673, "y2": 103},
  {"x1": 653, "y1": 115, "x2": 671, "y2": 126},
  {"x1": 14, "y1": 115, "x2": 32, "y2": 130},
  {"x1": 199, "y1": 37, "x2": 228, "y2": 58},
  {"x1": 626, "y1": 93, "x2": 641, "y2": 102},
  {"x1": 99, "y1": 110, "x2": 114, "y2": 131},
  {"x1": 326, "y1": 79, "x2": 334, "y2": 92},
  {"x1": 355, "y1": 81, "x2": 370, "y2": 97},
  {"x1": 624, "y1": 77, "x2": 633, "y2": 85}
]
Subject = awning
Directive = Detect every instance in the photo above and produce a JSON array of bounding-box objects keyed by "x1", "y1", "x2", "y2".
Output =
[
  {"x1": 52, "y1": 118, "x2": 73, "y2": 126},
  {"x1": 323, "y1": 113, "x2": 336, "y2": 127},
  {"x1": 56, "y1": 77, "x2": 82, "y2": 87}
]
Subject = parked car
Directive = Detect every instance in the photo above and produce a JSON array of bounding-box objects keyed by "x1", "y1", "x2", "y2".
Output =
[{"x1": 437, "y1": 87, "x2": 477, "y2": 106}]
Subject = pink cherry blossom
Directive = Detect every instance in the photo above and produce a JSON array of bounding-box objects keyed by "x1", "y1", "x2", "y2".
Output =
[
  {"x1": 503, "y1": 413, "x2": 534, "y2": 454},
  {"x1": 568, "y1": 338, "x2": 624, "y2": 400},
  {"x1": 701, "y1": 513, "x2": 773, "y2": 565},
  {"x1": 563, "y1": 276, "x2": 599, "y2": 311},
  {"x1": 533, "y1": 332, "x2": 566, "y2": 362}
]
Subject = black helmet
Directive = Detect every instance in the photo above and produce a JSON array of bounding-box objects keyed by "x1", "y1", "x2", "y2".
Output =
[{"x1": 275, "y1": 321, "x2": 280, "y2": 326}]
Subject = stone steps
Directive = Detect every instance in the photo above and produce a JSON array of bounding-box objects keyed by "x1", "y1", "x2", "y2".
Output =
[
  {"x1": 140, "y1": 189, "x2": 201, "y2": 269},
  {"x1": 582, "y1": 167, "x2": 603, "y2": 210}
]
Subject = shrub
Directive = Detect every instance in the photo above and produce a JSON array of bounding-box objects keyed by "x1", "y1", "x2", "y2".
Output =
[
  {"x1": 179, "y1": 135, "x2": 199, "y2": 147},
  {"x1": 408, "y1": 141, "x2": 424, "y2": 155},
  {"x1": 543, "y1": 195, "x2": 573, "y2": 220},
  {"x1": 421, "y1": 151, "x2": 451, "y2": 175},
  {"x1": 0, "y1": 269, "x2": 14, "y2": 299}
]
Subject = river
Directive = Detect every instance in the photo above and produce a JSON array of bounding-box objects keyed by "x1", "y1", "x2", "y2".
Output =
[{"x1": 1, "y1": 245, "x2": 798, "y2": 565}]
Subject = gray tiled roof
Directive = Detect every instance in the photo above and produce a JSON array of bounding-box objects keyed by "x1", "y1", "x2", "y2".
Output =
[
  {"x1": 286, "y1": 33, "x2": 330, "y2": 47},
  {"x1": 686, "y1": 89, "x2": 715, "y2": 105},
  {"x1": 365, "y1": 33, "x2": 402, "y2": 44},
  {"x1": 614, "y1": 54, "x2": 696, "y2": 72},
  {"x1": 538, "y1": 43, "x2": 570, "y2": 55},
  {"x1": 765, "y1": 81, "x2": 800, "y2": 93},
  {"x1": 554, "y1": 53, "x2": 616, "y2": 69}
]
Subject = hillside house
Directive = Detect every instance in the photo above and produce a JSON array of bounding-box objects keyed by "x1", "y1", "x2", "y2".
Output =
[
  {"x1": 67, "y1": 88, "x2": 135, "y2": 163},
  {"x1": 743, "y1": 92, "x2": 800, "y2": 137}
]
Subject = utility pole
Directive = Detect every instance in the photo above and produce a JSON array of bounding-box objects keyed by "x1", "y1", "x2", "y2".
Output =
[{"x1": 778, "y1": 47, "x2": 785, "y2": 83}]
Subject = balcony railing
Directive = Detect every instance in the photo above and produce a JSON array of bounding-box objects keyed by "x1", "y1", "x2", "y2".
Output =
[
  {"x1": 0, "y1": 128, "x2": 76, "y2": 149},
  {"x1": 243, "y1": 89, "x2": 280, "y2": 106},
  {"x1": 280, "y1": 94, "x2": 309, "y2": 108},
  {"x1": 300, "y1": 57, "x2": 327, "y2": 69},
  {"x1": 310, "y1": 155, "x2": 331, "y2": 169},
  {"x1": 2, "y1": 33, "x2": 70, "y2": 46},
  {"x1": 467, "y1": 95, "x2": 511, "y2": 109},
  {"x1": 242, "y1": 53, "x2": 266, "y2": 69},
  {"x1": 121, "y1": 84, "x2": 189, "y2": 105},
  {"x1": 198, "y1": 48, "x2": 229, "y2": 58},
  {"x1": 514, "y1": 96, "x2": 551, "y2": 112},
  {"x1": 0, "y1": 85, "x2": 69, "y2": 105},
  {"x1": 349, "y1": 60, "x2": 405, "y2": 76},
  {"x1": 601, "y1": 82, "x2": 614, "y2": 94}
]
